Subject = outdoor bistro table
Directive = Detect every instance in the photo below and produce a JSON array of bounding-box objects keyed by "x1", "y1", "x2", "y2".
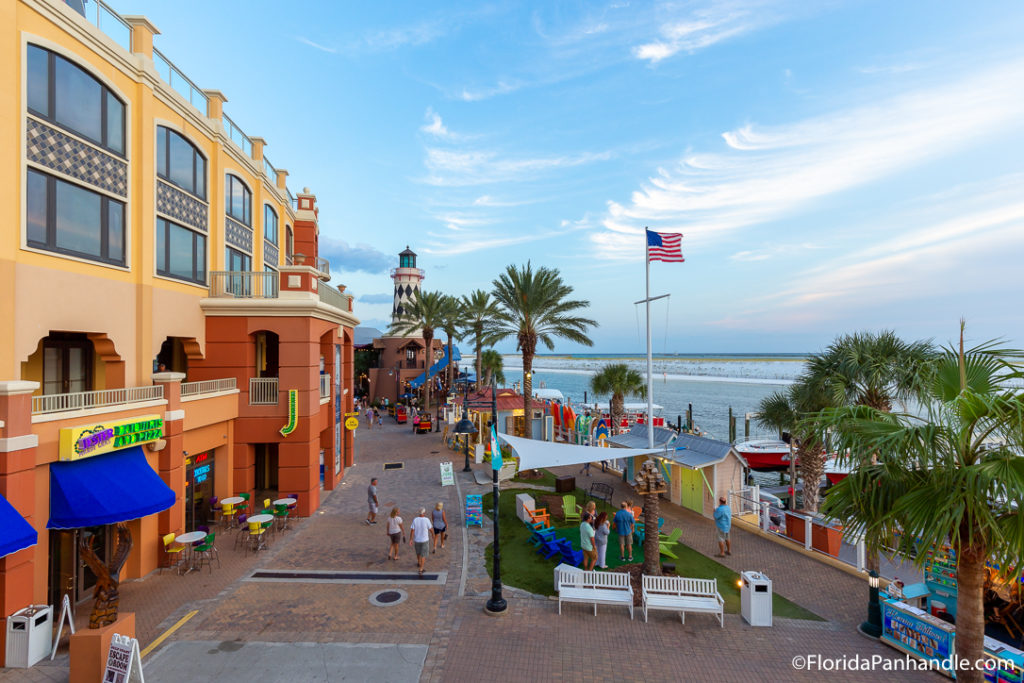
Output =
[
  {"x1": 272, "y1": 498, "x2": 296, "y2": 507},
  {"x1": 247, "y1": 514, "x2": 274, "y2": 552},
  {"x1": 220, "y1": 496, "x2": 244, "y2": 506},
  {"x1": 272, "y1": 498, "x2": 296, "y2": 531},
  {"x1": 175, "y1": 531, "x2": 207, "y2": 573}
]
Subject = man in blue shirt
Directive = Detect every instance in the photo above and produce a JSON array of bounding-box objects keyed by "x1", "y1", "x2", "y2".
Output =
[
  {"x1": 612, "y1": 501, "x2": 635, "y2": 562},
  {"x1": 714, "y1": 497, "x2": 732, "y2": 557}
]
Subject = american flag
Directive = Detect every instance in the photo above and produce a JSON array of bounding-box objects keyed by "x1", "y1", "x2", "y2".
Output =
[{"x1": 646, "y1": 229, "x2": 684, "y2": 263}]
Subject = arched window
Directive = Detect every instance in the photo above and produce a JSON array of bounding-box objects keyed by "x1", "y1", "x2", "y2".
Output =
[
  {"x1": 264, "y1": 205, "x2": 278, "y2": 246},
  {"x1": 225, "y1": 174, "x2": 251, "y2": 225},
  {"x1": 157, "y1": 126, "x2": 206, "y2": 199},
  {"x1": 285, "y1": 225, "x2": 293, "y2": 263},
  {"x1": 27, "y1": 44, "x2": 125, "y2": 155}
]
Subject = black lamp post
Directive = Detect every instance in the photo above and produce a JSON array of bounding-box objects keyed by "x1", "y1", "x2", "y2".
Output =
[
  {"x1": 858, "y1": 569, "x2": 883, "y2": 639},
  {"x1": 484, "y1": 377, "x2": 506, "y2": 615},
  {"x1": 453, "y1": 407, "x2": 477, "y2": 472}
]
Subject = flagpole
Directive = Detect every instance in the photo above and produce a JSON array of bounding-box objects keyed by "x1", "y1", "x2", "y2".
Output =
[{"x1": 646, "y1": 229, "x2": 654, "y2": 449}]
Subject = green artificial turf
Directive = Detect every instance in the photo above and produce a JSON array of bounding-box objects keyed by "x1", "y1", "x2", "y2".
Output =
[
  {"x1": 482, "y1": 489, "x2": 822, "y2": 621},
  {"x1": 511, "y1": 468, "x2": 557, "y2": 488}
]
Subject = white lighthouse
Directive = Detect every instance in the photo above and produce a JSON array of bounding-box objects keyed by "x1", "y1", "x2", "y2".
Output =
[{"x1": 389, "y1": 246, "x2": 425, "y2": 334}]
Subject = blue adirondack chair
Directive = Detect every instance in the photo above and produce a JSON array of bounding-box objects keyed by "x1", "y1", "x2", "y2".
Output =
[
  {"x1": 529, "y1": 527, "x2": 556, "y2": 548},
  {"x1": 537, "y1": 538, "x2": 562, "y2": 560},
  {"x1": 557, "y1": 539, "x2": 583, "y2": 567}
]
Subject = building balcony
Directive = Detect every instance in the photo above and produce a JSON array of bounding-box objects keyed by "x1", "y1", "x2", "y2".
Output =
[
  {"x1": 249, "y1": 377, "x2": 279, "y2": 405},
  {"x1": 209, "y1": 271, "x2": 279, "y2": 299},
  {"x1": 180, "y1": 378, "x2": 237, "y2": 398},
  {"x1": 32, "y1": 385, "x2": 164, "y2": 416},
  {"x1": 320, "y1": 373, "x2": 331, "y2": 402}
]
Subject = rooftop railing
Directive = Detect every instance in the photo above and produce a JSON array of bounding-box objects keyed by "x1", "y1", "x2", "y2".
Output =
[
  {"x1": 153, "y1": 48, "x2": 209, "y2": 117},
  {"x1": 209, "y1": 271, "x2": 278, "y2": 299},
  {"x1": 223, "y1": 114, "x2": 253, "y2": 157},
  {"x1": 74, "y1": 0, "x2": 132, "y2": 52},
  {"x1": 315, "y1": 257, "x2": 330, "y2": 277},
  {"x1": 181, "y1": 377, "x2": 237, "y2": 397},
  {"x1": 32, "y1": 385, "x2": 164, "y2": 415},
  {"x1": 287, "y1": 187, "x2": 297, "y2": 209},
  {"x1": 263, "y1": 157, "x2": 276, "y2": 182},
  {"x1": 318, "y1": 283, "x2": 350, "y2": 312}
]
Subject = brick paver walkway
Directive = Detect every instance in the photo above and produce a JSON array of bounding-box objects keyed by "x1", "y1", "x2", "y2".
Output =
[{"x1": 6, "y1": 420, "x2": 942, "y2": 681}]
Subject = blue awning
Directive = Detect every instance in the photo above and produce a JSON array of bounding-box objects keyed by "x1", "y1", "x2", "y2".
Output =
[
  {"x1": 0, "y1": 494, "x2": 36, "y2": 558},
  {"x1": 48, "y1": 446, "x2": 176, "y2": 529}
]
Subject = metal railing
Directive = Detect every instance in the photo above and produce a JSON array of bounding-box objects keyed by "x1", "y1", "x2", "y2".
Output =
[
  {"x1": 315, "y1": 257, "x2": 330, "y2": 277},
  {"x1": 249, "y1": 377, "x2": 279, "y2": 405},
  {"x1": 181, "y1": 377, "x2": 237, "y2": 397},
  {"x1": 223, "y1": 114, "x2": 253, "y2": 157},
  {"x1": 32, "y1": 385, "x2": 164, "y2": 415},
  {"x1": 319, "y1": 373, "x2": 331, "y2": 400},
  {"x1": 263, "y1": 157, "x2": 276, "y2": 181},
  {"x1": 153, "y1": 49, "x2": 209, "y2": 117},
  {"x1": 318, "y1": 283, "x2": 349, "y2": 312},
  {"x1": 209, "y1": 271, "x2": 279, "y2": 298},
  {"x1": 287, "y1": 187, "x2": 297, "y2": 209},
  {"x1": 76, "y1": 0, "x2": 132, "y2": 52}
]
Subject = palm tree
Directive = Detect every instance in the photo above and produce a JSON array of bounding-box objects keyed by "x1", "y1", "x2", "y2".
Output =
[
  {"x1": 491, "y1": 262, "x2": 596, "y2": 437},
  {"x1": 815, "y1": 327, "x2": 1024, "y2": 682},
  {"x1": 388, "y1": 289, "x2": 448, "y2": 411},
  {"x1": 438, "y1": 295, "x2": 464, "y2": 396},
  {"x1": 590, "y1": 363, "x2": 646, "y2": 435},
  {"x1": 460, "y1": 289, "x2": 501, "y2": 388},
  {"x1": 480, "y1": 349, "x2": 506, "y2": 387}
]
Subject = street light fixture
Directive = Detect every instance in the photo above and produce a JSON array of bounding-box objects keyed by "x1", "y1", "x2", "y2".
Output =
[
  {"x1": 453, "y1": 410, "x2": 477, "y2": 472},
  {"x1": 858, "y1": 569, "x2": 883, "y2": 639}
]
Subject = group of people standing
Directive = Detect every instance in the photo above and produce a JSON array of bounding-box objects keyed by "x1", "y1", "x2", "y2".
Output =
[
  {"x1": 366, "y1": 477, "x2": 449, "y2": 575},
  {"x1": 578, "y1": 500, "x2": 643, "y2": 569}
]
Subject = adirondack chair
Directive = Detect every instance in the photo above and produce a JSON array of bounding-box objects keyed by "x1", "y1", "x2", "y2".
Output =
[
  {"x1": 537, "y1": 537, "x2": 563, "y2": 560},
  {"x1": 557, "y1": 539, "x2": 584, "y2": 567},
  {"x1": 562, "y1": 495, "x2": 582, "y2": 522},
  {"x1": 527, "y1": 507, "x2": 551, "y2": 528},
  {"x1": 659, "y1": 528, "x2": 683, "y2": 558},
  {"x1": 529, "y1": 527, "x2": 556, "y2": 548}
]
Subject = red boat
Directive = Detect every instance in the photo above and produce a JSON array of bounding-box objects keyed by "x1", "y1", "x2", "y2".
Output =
[
  {"x1": 734, "y1": 440, "x2": 795, "y2": 471},
  {"x1": 824, "y1": 455, "x2": 851, "y2": 485}
]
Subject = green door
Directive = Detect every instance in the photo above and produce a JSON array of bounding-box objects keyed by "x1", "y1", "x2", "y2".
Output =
[{"x1": 679, "y1": 468, "x2": 703, "y2": 514}]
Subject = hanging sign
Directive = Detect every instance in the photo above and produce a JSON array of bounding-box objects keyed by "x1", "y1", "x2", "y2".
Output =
[
  {"x1": 440, "y1": 461, "x2": 454, "y2": 486},
  {"x1": 59, "y1": 415, "x2": 163, "y2": 461},
  {"x1": 280, "y1": 390, "x2": 298, "y2": 436},
  {"x1": 345, "y1": 417, "x2": 359, "y2": 430},
  {"x1": 102, "y1": 633, "x2": 145, "y2": 682}
]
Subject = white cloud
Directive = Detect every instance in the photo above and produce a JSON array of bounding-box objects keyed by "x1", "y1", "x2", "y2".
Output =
[
  {"x1": 458, "y1": 81, "x2": 522, "y2": 102},
  {"x1": 363, "y1": 20, "x2": 446, "y2": 50},
  {"x1": 421, "y1": 147, "x2": 613, "y2": 186},
  {"x1": 420, "y1": 107, "x2": 454, "y2": 138},
  {"x1": 295, "y1": 36, "x2": 337, "y2": 53},
  {"x1": 589, "y1": 58, "x2": 1024, "y2": 260},
  {"x1": 633, "y1": 4, "x2": 774, "y2": 64}
]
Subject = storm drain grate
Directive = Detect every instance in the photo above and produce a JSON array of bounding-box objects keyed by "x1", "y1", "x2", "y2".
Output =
[
  {"x1": 369, "y1": 589, "x2": 408, "y2": 607},
  {"x1": 247, "y1": 569, "x2": 445, "y2": 585},
  {"x1": 383, "y1": 462, "x2": 404, "y2": 470}
]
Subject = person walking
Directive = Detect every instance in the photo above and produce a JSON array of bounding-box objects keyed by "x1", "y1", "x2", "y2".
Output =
[
  {"x1": 365, "y1": 478, "x2": 379, "y2": 525},
  {"x1": 613, "y1": 501, "x2": 635, "y2": 562},
  {"x1": 376, "y1": 408, "x2": 383, "y2": 427},
  {"x1": 431, "y1": 502, "x2": 448, "y2": 553},
  {"x1": 412, "y1": 413, "x2": 420, "y2": 433},
  {"x1": 714, "y1": 496, "x2": 732, "y2": 557},
  {"x1": 386, "y1": 507, "x2": 404, "y2": 561},
  {"x1": 579, "y1": 461, "x2": 591, "y2": 476},
  {"x1": 579, "y1": 512, "x2": 597, "y2": 570},
  {"x1": 409, "y1": 508, "x2": 434, "y2": 575},
  {"x1": 594, "y1": 511, "x2": 610, "y2": 568},
  {"x1": 365, "y1": 405, "x2": 374, "y2": 430}
]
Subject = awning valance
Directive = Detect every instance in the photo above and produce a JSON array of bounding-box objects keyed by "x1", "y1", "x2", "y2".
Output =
[
  {"x1": 0, "y1": 494, "x2": 36, "y2": 558},
  {"x1": 496, "y1": 431, "x2": 667, "y2": 471},
  {"x1": 48, "y1": 446, "x2": 176, "y2": 529}
]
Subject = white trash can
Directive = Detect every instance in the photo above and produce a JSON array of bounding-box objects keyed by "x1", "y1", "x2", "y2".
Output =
[
  {"x1": 5, "y1": 605, "x2": 53, "y2": 668},
  {"x1": 740, "y1": 571, "x2": 773, "y2": 627}
]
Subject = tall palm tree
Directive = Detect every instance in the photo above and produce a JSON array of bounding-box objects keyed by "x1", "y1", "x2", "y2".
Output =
[
  {"x1": 492, "y1": 262, "x2": 596, "y2": 437},
  {"x1": 388, "y1": 289, "x2": 448, "y2": 411},
  {"x1": 815, "y1": 327, "x2": 1024, "y2": 682},
  {"x1": 460, "y1": 289, "x2": 501, "y2": 388},
  {"x1": 438, "y1": 295, "x2": 464, "y2": 396},
  {"x1": 590, "y1": 363, "x2": 646, "y2": 435},
  {"x1": 480, "y1": 349, "x2": 505, "y2": 387}
]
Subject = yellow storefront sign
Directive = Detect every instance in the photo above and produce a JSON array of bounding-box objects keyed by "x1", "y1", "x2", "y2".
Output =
[
  {"x1": 59, "y1": 414, "x2": 164, "y2": 461},
  {"x1": 345, "y1": 417, "x2": 359, "y2": 431}
]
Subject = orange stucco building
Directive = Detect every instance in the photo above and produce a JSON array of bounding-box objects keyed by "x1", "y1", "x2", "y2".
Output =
[{"x1": 0, "y1": 0, "x2": 359, "y2": 663}]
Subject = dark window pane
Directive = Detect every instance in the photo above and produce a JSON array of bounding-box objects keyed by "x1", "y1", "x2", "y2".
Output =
[
  {"x1": 168, "y1": 131, "x2": 194, "y2": 192},
  {"x1": 196, "y1": 156, "x2": 206, "y2": 199},
  {"x1": 54, "y1": 179, "x2": 101, "y2": 257},
  {"x1": 157, "y1": 219, "x2": 167, "y2": 271},
  {"x1": 27, "y1": 46, "x2": 49, "y2": 116},
  {"x1": 243, "y1": 188, "x2": 251, "y2": 225},
  {"x1": 106, "y1": 92, "x2": 124, "y2": 154},
  {"x1": 196, "y1": 234, "x2": 206, "y2": 282},
  {"x1": 27, "y1": 170, "x2": 48, "y2": 244},
  {"x1": 107, "y1": 200, "x2": 124, "y2": 263},
  {"x1": 157, "y1": 127, "x2": 167, "y2": 177},
  {"x1": 264, "y1": 206, "x2": 278, "y2": 245},
  {"x1": 168, "y1": 222, "x2": 193, "y2": 279},
  {"x1": 54, "y1": 56, "x2": 102, "y2": 142}
]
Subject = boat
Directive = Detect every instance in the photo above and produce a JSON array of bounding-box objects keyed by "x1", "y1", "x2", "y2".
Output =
[
  {"x1": 733, "y1": 439, "x2": 795, "y2": 471},
  {"x1": 823, "y1": 454, "x2": 852, "y2": 485}
]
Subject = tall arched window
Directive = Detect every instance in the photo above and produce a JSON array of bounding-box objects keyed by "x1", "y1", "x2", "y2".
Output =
[
  {"x1": 225, "y1": 174, "x2": 251, "y2": 225},
  {"x1": 264, "y1": 205, "x2": 278, "y2": 246},
  {"x1": 157, "y1": 126, "x2": 206, "y2": 199}
]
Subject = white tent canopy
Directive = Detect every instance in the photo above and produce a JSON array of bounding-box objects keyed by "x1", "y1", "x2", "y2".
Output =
[{"x1": 496, "y1": 431, "x2": 666, "y2": 471}]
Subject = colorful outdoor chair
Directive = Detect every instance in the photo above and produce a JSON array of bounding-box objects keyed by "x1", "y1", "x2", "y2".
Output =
[
  {"x1": 557, "y1": 539, "x2": 583, "y2": 567},
  {"x1": 537, "y1": 538, "x2": 562, "y2": 560},
  {"x1": 529, "y1": 527, "x2": 556, "y2": 548},
  {"x1": 562, "y1": 495, "x2": 581, "y2": 523},
  {"x1": 160, "y1": 533, "x2": 186, "y2": 574},
  {"x1": 194, "y1": 532, "x2": 219, "y2": 572},
  {"x1": 659, "y1": 528, "x2": 682, "y2": 559}
]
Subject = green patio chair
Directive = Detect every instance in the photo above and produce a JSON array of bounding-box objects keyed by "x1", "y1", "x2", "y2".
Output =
[
  {"x1": 562, "y1": 495, "x2": 581, "y2": 523},
  {"x1": 658, "y1": 527, "x2": 681, "y2": 543},
  {"x1": 658, "y1": 528, "x2": 682, "y2": 558}
]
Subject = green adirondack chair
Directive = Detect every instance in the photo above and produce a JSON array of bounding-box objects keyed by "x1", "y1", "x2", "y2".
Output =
[
  {"x1": 562, "y1": 495, "x2": 581, "y2": 522},
  {"x1": 659, "y1": 528, "x2": 682, "y2": 558}
]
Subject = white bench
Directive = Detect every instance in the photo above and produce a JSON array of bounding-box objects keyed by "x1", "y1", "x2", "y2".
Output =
[
  {"x1": 642, "y1": 576, "x2": 724, "y2": 627},
  {"x1": 557, "y1": 568, "x2": 633, "y2": 619}
]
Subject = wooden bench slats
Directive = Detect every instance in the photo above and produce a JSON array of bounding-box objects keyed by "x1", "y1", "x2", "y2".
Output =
[
  {"x1": 557, "y1": 569, "x2": 633, "y2": 619},
  {"x1": 641, "y1": 575, "x2": 724, "y2": 627}
]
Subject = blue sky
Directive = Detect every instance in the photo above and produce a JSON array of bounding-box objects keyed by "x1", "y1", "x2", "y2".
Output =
[{"x1": 127, "y1": 0, "x2": 1024, "y2": 353}]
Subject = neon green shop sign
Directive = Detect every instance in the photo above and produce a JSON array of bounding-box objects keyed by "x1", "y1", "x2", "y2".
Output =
[{"x1": 280, "y1": 390, "x2": 298, "y2": 436}]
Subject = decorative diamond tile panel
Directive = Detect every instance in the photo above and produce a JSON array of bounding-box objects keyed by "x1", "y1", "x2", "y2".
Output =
[
  {"x1": 25, "y1": 118, "x2": 127, "y2": 197},
  {"x1": 157, "y1": 181, "x2": 208, "y2": 232},
  {"x1": 225, "y1": 216, "x2": 253, "y2": 253},
  {"x1": 264, "y1": 241, "x2": 279, "y2": 267}
]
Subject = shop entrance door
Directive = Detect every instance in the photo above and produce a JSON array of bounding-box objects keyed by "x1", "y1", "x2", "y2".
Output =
[
  {"x1": 255, "y1": 444, "x2": 278, "y2": 501},
  {"x1": 185, "y1": 451, "x2": 215, "y2": 530},
  {"x1": 47, "y1": 525, "x2": 111, "y2": 608},
  {"x1": 679, "y1": 468, "x2": 703, "y2": 514}
]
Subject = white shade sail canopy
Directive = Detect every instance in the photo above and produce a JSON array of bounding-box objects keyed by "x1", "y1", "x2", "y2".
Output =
[{"x1": 496, "y1": 431, "x2": 667, "y2": 471}]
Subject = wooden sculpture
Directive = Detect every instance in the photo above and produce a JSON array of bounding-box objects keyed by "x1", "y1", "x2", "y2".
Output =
[
  {"x1": 78, "y1": 522, "x2": 133, "y2": 628},
  {"x1": 633, "y1": 460, "x2": 667, "y2": 577}
]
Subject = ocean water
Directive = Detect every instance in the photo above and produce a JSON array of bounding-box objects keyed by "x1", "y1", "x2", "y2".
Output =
[{"x1": 500, "y1": 353, "x2": 807, "y2": 443}]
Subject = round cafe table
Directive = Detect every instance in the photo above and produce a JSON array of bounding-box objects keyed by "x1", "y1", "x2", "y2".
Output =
[
  {"x1": 175, "y1": 531, "x2": 207, "y2": 573},
  {"x1": 272, "y1": 499, "x2": 296, "y2": 531},
  {"x1": 220, "y1": 496, "x2": 244, "y2": 506},
  {"x1": 273, "y1": 498, "x2": 296, "y2": 507},
  {"x1": 246, "y1": 514, "x2": 274, "y2": 553}
]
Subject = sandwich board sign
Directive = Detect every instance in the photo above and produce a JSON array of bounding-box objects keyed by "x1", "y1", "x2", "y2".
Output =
[
  {"x1": 103, "y1": 633, "x2": 144, "y2": 683},
  {"x1": 440, "y1": 461, "x2": 455, "y2": 487}
]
